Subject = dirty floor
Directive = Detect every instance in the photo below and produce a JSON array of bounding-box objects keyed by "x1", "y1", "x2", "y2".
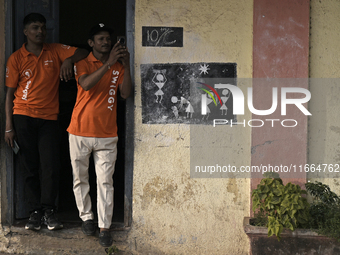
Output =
[{"x1": 0, "y1": 222, "x2": 135, "y2": 255}]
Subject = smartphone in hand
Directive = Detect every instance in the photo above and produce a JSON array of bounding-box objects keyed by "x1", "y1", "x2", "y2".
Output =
[
  {"x1": 12, "y1": 140, "x2": 20, "y2": 154},
  {"x1": 117, "y1": 36, "x2": 126, "y2": 46}
]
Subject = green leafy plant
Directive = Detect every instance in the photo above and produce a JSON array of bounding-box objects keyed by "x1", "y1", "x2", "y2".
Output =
[
  {"x1": 251, "y1": 172, "x2": 310, "y2": 240},
  {"x1": 306, "y1": 181, "x2": 340, "y2": 205},
  {"x1": 105, "y1": 245, "x2": 119, "y2": 255},
  {"x1": 306, "y1": 181, "x2": 340, "y2": 241}
]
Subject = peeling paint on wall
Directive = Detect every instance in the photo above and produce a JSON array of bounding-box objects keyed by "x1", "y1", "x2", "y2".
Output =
[{"x1": 141, "y1": 176, "x2": 178, "y2": 210}]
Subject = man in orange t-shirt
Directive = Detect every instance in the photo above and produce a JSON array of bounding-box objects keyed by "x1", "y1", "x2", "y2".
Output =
[
  {"x1": 67, "y1": 23, "x2": 131, "y2": 247},
  {"x1": 4, "y1": 13, "x2": 88, "y2": 231}
]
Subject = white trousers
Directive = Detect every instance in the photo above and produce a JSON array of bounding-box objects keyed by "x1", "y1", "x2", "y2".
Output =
[{"x1": 69, "y1": 134, "x2": 118, "y2": 229}]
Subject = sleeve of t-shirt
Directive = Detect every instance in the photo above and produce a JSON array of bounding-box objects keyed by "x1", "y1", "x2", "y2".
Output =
[
  {"x1": 74, "y1": 59, "x2": 89, "y2": 83},
  {"x1": 5, "y1": 54, "x2": 20, "y2": 88},
  {"x1": 52, "y1": 43, "x2": 77, "y2": 62}
]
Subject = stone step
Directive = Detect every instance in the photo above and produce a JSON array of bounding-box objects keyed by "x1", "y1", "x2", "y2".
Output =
[{"x1": 0, "y1": 223, "x2": 132, "y2": 255}]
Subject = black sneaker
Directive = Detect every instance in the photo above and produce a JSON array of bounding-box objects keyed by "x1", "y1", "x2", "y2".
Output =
[
  {"x1": 99, "y1": 231, "x2": 113, "y2": 247},
  {"x1": 43, "y1": 209, "x2": 63, "y2": 230},
  {"x1": 82, "y1": 220, "x2": 96, "y2": 236},
  {"x1": 25, "y1": 210, "x2": 42, "y2": 230}
]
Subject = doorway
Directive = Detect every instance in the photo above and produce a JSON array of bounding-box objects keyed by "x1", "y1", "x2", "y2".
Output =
[
  {"x1": 58, "y1": 0, "x2": 127, "y2": 225},
  {"x1": 4, "y1": 0, "x2": 134, "y2": 228}
]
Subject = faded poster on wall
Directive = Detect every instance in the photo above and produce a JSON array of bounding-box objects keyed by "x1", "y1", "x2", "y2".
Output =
[{"x1": 141, "y1": 63, "x2": 237, "y2": 124}]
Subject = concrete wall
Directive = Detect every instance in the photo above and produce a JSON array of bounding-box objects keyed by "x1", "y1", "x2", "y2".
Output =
[
  {"x1": 308, "y1": 0, "x2": 340, "y2": 194},
  {"x1": 130, "y1": 0, "x2": 253, "y2": 254}
]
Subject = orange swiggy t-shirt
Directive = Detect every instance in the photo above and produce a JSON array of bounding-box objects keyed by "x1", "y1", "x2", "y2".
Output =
[
  {"x1": 6, "y1": 43, "x2": 77, "y2": 120},
  {"x1": 67, "y1": 52, "x2": 125, "y2": 138}
]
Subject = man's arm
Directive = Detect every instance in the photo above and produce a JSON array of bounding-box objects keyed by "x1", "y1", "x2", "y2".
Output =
[
  {"x1": 5, "y1": 87, "x2": 17, "y2": 148},
  {"x1": 78, "y1": 42, "x2": 126, "y2": 91},
  {"x1": 60, "y1": 48, "x2": 89, "y2": 82}
]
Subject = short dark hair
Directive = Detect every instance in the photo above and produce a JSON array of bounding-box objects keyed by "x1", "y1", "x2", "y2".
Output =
[{"x1": 23, "y1": 13, "x2": 46, "y2": 27}]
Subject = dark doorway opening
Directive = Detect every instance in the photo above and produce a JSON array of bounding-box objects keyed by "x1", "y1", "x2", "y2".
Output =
[
  {"x1": 4, "y1": 0, "x2": 133, "y2": 228},
  {"x1": 58, "y1": 0, "x2": 127, "y2": 224}
]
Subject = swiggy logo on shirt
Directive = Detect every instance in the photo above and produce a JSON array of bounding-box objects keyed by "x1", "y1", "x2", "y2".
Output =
[
  {"x1": 6, "y1": 66, "x2": 9, "y2": 78},
  {"x1": 22, "y1": 80, "x2": 31, "y2": 101},
  {"x1": 44, "y1": 60, "x2": 53, "y2": 66},
  {"x1": 22, "y1": 69, "x2": 32, "y2": 79},
  {"x1": 108, "y1": 70, "x2": 119, "y2": 111},
  {"x1": 61, "y1": 44, "x2": 71, "y2": 49},
  {"x1": 21, "y1": 69, "x2": 33, "y2": 101}
]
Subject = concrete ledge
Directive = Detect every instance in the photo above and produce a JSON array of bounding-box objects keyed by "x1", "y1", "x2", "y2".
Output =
[
  {"x1": 244, "y1": 217, "x2": 340, "y2": 255},
  {"x1": 243, "y1": 217, "x2": 321, "y2": 238}
]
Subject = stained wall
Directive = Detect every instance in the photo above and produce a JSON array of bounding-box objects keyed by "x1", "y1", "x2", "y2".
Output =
[
  {"x1": 308, "y1": 0, "x2": 340, "y2": 193},
  {"x1": 130, "y1": 0, "x2": 253, "y2": 254}
]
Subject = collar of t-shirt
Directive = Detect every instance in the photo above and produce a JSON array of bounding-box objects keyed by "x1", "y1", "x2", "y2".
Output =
[
  {"x1": 20, "y1": 43, "x2": 48, "y2": 57},
  {"x1": 87, "y1": 52, "x2": 112, "y2": 64}
]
